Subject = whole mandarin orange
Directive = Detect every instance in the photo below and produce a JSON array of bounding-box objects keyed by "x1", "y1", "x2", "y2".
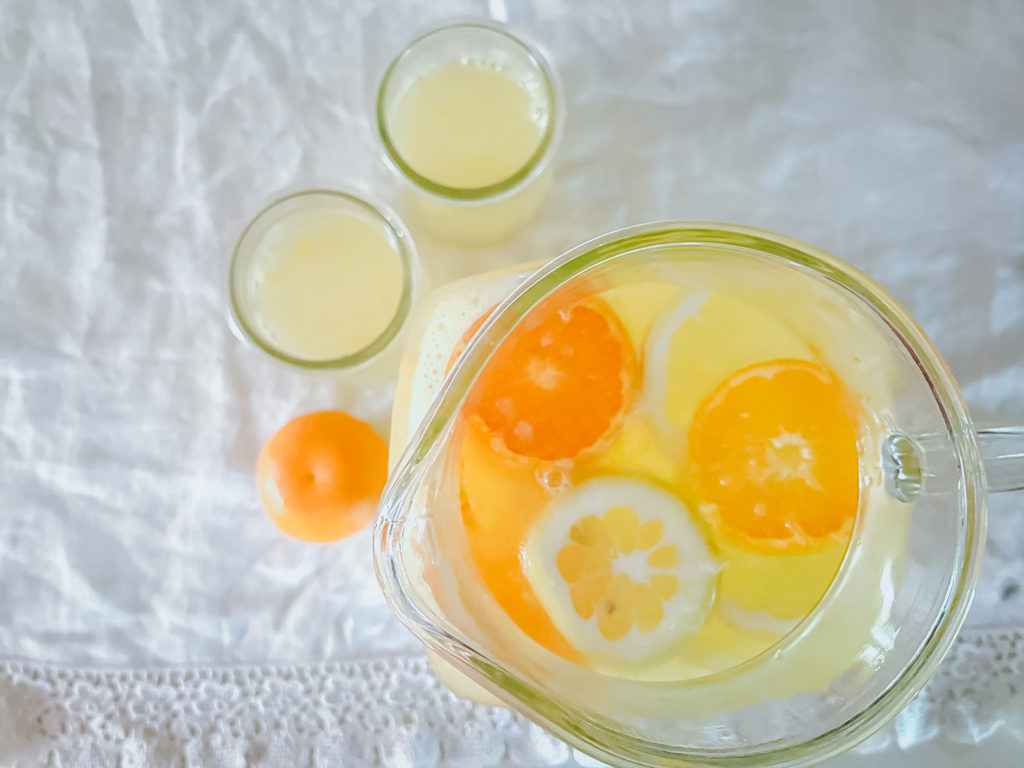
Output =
[{"x1": 257, "y1": 410, "x2": 387, "y2": 543}]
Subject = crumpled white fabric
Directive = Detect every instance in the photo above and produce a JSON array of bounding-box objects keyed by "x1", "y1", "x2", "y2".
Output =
[{"x1": 1, "y1": 0, "x2": 1023, "y2": 763}]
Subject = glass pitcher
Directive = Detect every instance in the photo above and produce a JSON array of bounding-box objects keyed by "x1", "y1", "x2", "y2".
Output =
[{"x1": 374, "y1": 223, "x2": 1023, "y2": 767}]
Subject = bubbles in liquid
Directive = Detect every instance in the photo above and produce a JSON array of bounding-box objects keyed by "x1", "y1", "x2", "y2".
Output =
[
  {"x1": 460, "y1": 55, "x2": 502, "y2": 74},
  {"x1": 456, "y1": 54, "x2": 549, "y2": 128},
  {"x1": 535, "y1": 467, "x2": 569, "y2": 493}
]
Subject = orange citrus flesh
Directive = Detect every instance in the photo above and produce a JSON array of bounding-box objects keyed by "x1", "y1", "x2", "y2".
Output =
[
  {"x1": 688, "y1": 359, "x2": 859, "y2": 553},
  {"x1": 257, "y1": 410, "x2": 388, "y2": 543},
  {"x1": 467, "y1": 299, "x2": 635, "y2": 461},
  {"x1": 459, "y1": 417, "x2": 581, "y2": 661}
]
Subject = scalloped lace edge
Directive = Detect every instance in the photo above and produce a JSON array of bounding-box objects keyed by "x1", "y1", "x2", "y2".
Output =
[{"x1": 0, "y1": 627, "x2": 1020, "y2": 767}]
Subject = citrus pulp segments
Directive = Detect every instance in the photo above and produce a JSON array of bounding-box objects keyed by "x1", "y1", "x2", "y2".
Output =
[
  {"x1": 643, "y1": 289, "x2": 815, "y2": 448},
  {"x1": 524, "y1": 477, "x2": 719, "y2": 663}
]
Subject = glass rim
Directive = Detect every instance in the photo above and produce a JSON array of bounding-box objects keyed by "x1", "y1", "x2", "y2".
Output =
[
  {"x1": 374, "y1": 221, "x2": 986, "y2": 766},
  {"x1": 228, "y1": 188, "x2": 418, "y2": 370},
  {"x1": 375, "y1": 20, "x2": 563, "y2": 203}
]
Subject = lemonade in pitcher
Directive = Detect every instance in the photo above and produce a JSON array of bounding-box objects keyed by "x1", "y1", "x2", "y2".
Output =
[{"x1": 391, "y1": 244, "x2": 907, "y2": 704}]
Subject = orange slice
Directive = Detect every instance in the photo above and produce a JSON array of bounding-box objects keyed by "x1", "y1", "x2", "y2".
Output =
[
  {"x1": 459, "y1": 417, "x2": 580, "y2": 661},
  {"x1": 257, "y1": 410, "x2": 387, "y2": 543},
  {"x1": 687, "y1": 359, "x2": 859, "y2": 553},
  {"x1": 467, "y1": 298, "x2": 635, "y2": 461}
]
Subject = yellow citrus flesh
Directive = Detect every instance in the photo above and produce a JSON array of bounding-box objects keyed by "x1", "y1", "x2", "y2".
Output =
[
  {"x1": 525, "y1": 478, "x2": 718, "y2": 664},
  {"x1": 645, "y1": 290, "x2": 814, "y2": 442}
]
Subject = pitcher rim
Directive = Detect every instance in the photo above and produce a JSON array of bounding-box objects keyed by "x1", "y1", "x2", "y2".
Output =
[{"x1": 374, "y1": 221, "x2": 985, "y2": 767}]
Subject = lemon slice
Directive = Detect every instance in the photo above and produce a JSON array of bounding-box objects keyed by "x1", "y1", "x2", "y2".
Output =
[
  {"x1": 643, "y1": 289, "x2": 814, "y2": 446},
  {"x1": 524, "y1": 478, "x2": 719, "y2": 663}
]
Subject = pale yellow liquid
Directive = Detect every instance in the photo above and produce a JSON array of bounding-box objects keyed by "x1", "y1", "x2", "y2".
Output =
[
  {"x1": 247, "y1": 209, "x2": 404, "y2": 362},
  {"x1": 393, "y1": 59, "x2": 543, "y2": 188},
  {"x1": 390, "y1": 60, "x2": 552, "y2": 246},
  {"x1": 390, "y1": 256, "x2": 909, "y2": 712}
]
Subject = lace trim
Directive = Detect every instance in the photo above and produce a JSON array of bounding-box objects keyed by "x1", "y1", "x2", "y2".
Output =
[{"x1": 1, "y1": 628, "x2": 1021, "y2": 767}]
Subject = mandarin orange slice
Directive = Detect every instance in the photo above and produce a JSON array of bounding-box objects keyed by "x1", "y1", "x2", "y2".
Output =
[
  {"x1": 467, "y1": 299, "x2": 635, "y2": 461},
  {"x1": 459, "y1": 417, "x2": 580, "y2": 661},
  {"x1": 257, "y1": 410, "x2": 387, "y2": 543},
  {"x1": 687, "y1": 359, "x2": 860, "y2": 553}
]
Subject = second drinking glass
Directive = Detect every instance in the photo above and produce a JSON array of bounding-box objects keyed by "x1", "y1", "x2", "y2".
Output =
[{"x1": 376, "y1": 21, "x2": 563, "y2": 248}]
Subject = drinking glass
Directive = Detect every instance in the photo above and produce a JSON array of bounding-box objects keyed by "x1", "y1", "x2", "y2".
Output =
[{"x1": 376, "y1": 21, "x2": 563, "y2": 248}]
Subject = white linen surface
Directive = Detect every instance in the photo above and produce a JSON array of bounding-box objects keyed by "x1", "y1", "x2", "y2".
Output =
[{"x1": 1, "y1": 0, "x2": 1022, "y2": 762}]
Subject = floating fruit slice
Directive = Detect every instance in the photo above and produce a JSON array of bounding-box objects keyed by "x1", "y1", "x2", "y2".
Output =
[
  {"x1": 688, "y1": 359, "x2": 859, "y2": 553},
  {"x1": 598, "y1": 281, "x2": 680, "y2": 348},
  {"x1": 257, "y1": 410, "x2": 387, "y2": 543},
  {"x1": 524, "y1": 478, "x2": 718, "y2": 662},
  {"x1": 573, "y1": 418, "x2": 687, "y2": 494},
  {"x1": 459, "y1": 417, "x2": 580, "y2": 661},
  {"x1": 467, "y1": 298, "x2": 635, "y2": 461},
  {"x1": 644, "y1": 290, "x2": 814, "y2": 444},
  {"x1": 714, "y1": 535, "x2": 848, "y2": 620}
]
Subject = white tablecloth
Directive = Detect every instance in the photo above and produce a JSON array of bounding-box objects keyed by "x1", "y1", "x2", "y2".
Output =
[{"x1": 1, "y1": 0, "x2": 1022, "y2": 765}]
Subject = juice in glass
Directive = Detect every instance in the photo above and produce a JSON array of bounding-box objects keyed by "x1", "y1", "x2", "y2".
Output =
[
  {"x1": 377, "y1": 22, "x2": 561, "y2": 247},
  {"x1": 390, "y1": 60, "x2": 544, "y2": 190},
  {"x1": 229, "y1": 190, "x2": 418, "y2": 371}
]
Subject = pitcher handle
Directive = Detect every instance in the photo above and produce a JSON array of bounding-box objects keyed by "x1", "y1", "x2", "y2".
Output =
[{"x1": 978, "y1": 427, "x2": 1024, "y2": 493}]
